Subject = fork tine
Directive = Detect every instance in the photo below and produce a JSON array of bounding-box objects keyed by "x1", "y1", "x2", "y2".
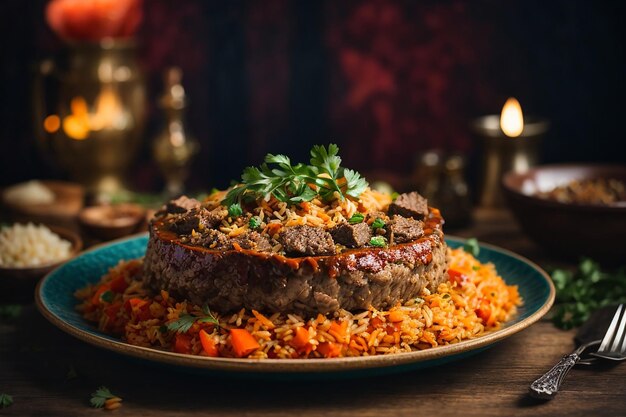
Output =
[
  {"x1": 599, "y1": 304, "x2": 623, "y2": 352},
  {"x1": 610, "y1": 304, "x2": 626, "y2": 352}
]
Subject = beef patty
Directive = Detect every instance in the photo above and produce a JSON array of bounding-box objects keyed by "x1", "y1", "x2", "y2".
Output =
[{"x1": 142, "y1": 207, "x2": 448, "y2": 316}]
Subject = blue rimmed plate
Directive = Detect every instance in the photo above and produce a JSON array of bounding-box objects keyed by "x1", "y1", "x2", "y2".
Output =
[{"x1": 35, "y1": 234, "x2": 554, "y2": 379}]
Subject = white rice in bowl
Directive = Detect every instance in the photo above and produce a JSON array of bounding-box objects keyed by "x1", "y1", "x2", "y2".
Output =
[{"x1": 0, "y1": 223, "x2": 72, "y2": 267}]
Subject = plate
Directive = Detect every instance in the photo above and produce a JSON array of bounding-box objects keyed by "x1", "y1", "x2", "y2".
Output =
[{"x1": 35, "y1": 234, "x2": 555, "y2": 379}]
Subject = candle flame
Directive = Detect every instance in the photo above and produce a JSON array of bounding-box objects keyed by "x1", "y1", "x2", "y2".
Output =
[{"x1": 500, "y1": 97, "x2": 524, "y2": 137}]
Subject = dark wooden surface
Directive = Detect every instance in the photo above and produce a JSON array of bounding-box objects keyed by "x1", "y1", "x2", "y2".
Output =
[{"x1": 1, "y1": 208, "x2": 625, "y2": 417}]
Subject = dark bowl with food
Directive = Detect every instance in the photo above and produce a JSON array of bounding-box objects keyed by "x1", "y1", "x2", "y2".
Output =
[
  {"x1": 502, "y1": 164, "x2": 626, "y2": 262},
  {"x1": 0, "y1": 224, "x2": 82, "y2": 303},
  {"x1": 78, "y1": 203, "x2": 146, "y2": 241}
]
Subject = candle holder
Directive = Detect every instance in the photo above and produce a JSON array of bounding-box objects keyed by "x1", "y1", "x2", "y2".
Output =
[{"x1": 472, "y1": 115, "x2": 549, "y2": 207}]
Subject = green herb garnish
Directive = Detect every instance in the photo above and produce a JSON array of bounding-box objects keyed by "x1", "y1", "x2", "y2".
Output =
[
  {"x1": 248, "y1": 216, "x2": 261, "y2": 229},
  {"x1": 370, "y1": 236, "x2": 387, "y2": 247},
  {"x1": 90, "y1": 386, "x2": 115, "y2": 409},
  {"x1": 198, "y1": 304, "x2": 220, "y2": 326},
  {"x1": 0, "y1": 393, "x2": 12, "y2": 409},
  {"x1": 348, "y1": 213, "x2": 364, "y2": 224},
  {"x1": 463, "y1": 238, "x2": 480, "y2": 257},
  {"x1": 371, "y1": 218, "x2": 385, "y2": 229},
  {"x1": 166, "y1": 304, "x2": 219, "y2": 333},
  {"x1": 472, "y1": 265, "x2": 481, "y2": 271},
  {"x1": 391, "y1": 192, "x2": 399, "y2": 201},
  {"x1": 222, "y1": 144, "x2": 368, "y2": 207},
  {"x1": 166, "y1": 314, "x2": 196, "y2": 333},
  {"x1": 228, "y1": 203, "x2": 243, "y2": 217},
  {"x1": 550, "y1": 258, "x2": 626, "y2": 329},
  {"x1": 0, "y1": 304, "x2": 22, "y2": 320},
  {"x1": 100, "y1": 290, "x2": 114, "y2": 303}
]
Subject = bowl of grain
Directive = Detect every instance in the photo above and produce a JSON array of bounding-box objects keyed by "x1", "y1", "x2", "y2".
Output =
[
  {"x1": 502, "y1": 164, "x2": 626, "y2": 262},
  {"x1": 0, "y1": 223, "x2": 82, "y2": 302}
]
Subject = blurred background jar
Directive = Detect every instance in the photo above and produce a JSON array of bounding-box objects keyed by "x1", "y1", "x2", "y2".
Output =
[
  {"x1": 413, "y1": 150, "x2": 472, "y2": 229},
  {"x1": 34, "y1": 0, "x2": 145, "y2": 202},
  {"x1": 152, "y1": 67, "x2": 199, "y2": 197}
]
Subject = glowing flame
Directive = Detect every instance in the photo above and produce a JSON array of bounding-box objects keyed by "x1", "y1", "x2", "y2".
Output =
[
  {"x1": 46, "y1": 89, "x2": 128, "y2": 140},
  {"x1": 500, "y1": 97, "x2": 524, "y2": 137}
]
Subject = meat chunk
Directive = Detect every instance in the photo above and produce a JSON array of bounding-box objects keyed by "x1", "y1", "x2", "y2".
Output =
[
  {"x1": 193, "y1": 229, "x2": 230, "y2": 249},
  {"x1": 388, "y1": 192, "x2": 428, "y2": 220},
  {"x1": 233, "y1": 231, "x2": 273, "y2": 252},
  {"x1": 330, "y1": 222, "x2": 371, "y2": 248},
  {"x1": 168, "y1": 211, "x2": 201, "y2": 234},
  {"x1": 165, "y1": 196, "x2": 201, "y2": 214},
  {"x1": 280, "y1": 225, "x2": 336, "y2": 256},
  {"x1": 386, "y1": 215, "x2": 424, "y2": 244},
  {"x1": 204, "y1": 207, "x2": 228, "y2": 228}
]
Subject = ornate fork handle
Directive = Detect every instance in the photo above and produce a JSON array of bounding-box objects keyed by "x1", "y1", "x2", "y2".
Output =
[{"x1": 529, "y1": 353, "x2": 580, "y2": 399}]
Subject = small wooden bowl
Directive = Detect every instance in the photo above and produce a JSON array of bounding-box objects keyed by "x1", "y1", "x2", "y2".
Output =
[
  {"x1": 502, "y1": 164, "x2": 626, "y2": 262},
  {"x1": 0, "y1": 225, "x2": 82, "y2": 303},
  {"x1": 78, "y1": 203, "x2": 146, "y2": 241}
]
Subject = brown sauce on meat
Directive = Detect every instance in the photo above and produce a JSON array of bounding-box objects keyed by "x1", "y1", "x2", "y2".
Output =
[{"x1": 151, "y1": 207, "x2": 444, "y2": 279}]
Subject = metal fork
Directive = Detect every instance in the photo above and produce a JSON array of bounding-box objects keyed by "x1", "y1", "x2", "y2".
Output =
[
  {"x1": 590, "y1": 304, "x2": 626, "y2": 361},
  {"x1": 529, "y1": 304, "x2": 625, "y2": 399}
]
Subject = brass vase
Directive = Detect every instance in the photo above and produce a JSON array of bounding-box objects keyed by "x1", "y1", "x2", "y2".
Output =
[{"x1": 34, "y1": 39, "x2": 146, "y2": 199}]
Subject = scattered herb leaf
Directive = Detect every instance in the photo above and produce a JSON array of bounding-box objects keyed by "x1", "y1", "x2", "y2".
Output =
[
  {"x1": 90, "y1": 386, "x2": 115, "y2": 409},
  {"x1": 248, "y1": 216, "x2": 261, "y2": 229},
  {"x1": 472, "y1": 265, "x2": 481, "y2": 271},
  {"x1": 348, "y1": 213, "x2": 364, "y2": 224},
  {"x1": 100, "y1": 290, "x2": 114, "y2": 303},
  {"x1": 166, "y1": 305, "x2": 220, "y2": 333},
  {"x1": 550, "y1": 258, "x2": 626, "y2": 329},
  {"x1": 391, "y1": 192, "x2": 399, "y2": 201},
  {"x1": 0, "y1": 393, "x2": 12, "y2": 408},
  {"x1": 463, "y1": 238, "x2": 480, "y2": 257},
  {"x1": 166, "y1": 314, "x2": 196, "y2": 334},
  {"x1": 198, "y1": 304, "x2": 220, "y2": 326},
  {"x1": 222, "y1": 144, "x2": 369, "y2": 207},
  {"x1": 228, "y1": 203, "x2": 243, "y2": 217},
  {"x1": 370, "y1": 236, "x2": 387, "y2": 247},
  {"x1": 0, "y1": 304, "x2": 22, "y2": 320},
  {"x1": 371, "y1": 218, "x2": 385, "y2": 229}
]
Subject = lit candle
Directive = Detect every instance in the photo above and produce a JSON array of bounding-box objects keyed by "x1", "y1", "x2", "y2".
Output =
[{"x1": 472, "y1": 98, "x2": 549, "y2": 207}]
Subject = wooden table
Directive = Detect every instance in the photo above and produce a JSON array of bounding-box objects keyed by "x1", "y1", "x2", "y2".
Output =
[{"x1": 1, "y1": 209, "x2": 625, "y2": 416}]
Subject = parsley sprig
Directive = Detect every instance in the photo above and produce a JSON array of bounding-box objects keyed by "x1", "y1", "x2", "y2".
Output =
[
  {"x1": 90, "y1": 387, "x2": 116, "y2": 408},
  {"x1": 222, "y1": 144, "x2": 368, "y2": 208},
  {"x1": 166, "y1": 304, "x2": 219, "y2": 334},
  {"x1": 550, "y1": 258, "x2": 626, "y2": 329},
  {"x1": 0, "y1": 393, "x2": 12, "y2": 409}
]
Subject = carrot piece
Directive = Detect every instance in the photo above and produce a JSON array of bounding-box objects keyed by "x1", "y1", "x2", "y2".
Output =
[
  {"x1": 328, "y1": 320, "x2": 348, "y2": 342},
  {"x1": 104, "y1": 303, "x2": 122, "y2": 322},
  {"x1": 230, "y1": 329, "x2": 260, "y2": 357},
  {"x1": 317, "y1": 341, "x2": 342, "y2": 358},
  {"x1": 91, "y1": 284, "x2": 111, "y2": 305},
  {"x1": 110, "y1": 275, "x2": 129, "y2": 293},
  {"x1": 124, "y1": 298, "x2": 151, "y2": 321},
  {"x1": 290, "y1": 326, "x2": 310, "y2": 349},
  {"x1": 252, "y1": 310, "x2": 275, "y2": 330},
  {"x1": 448, "y1": 269, "x2": 469, "y2": 286},
  {"x1": 475, "y1": 300, "x2": 492, "y2": 324},
  {"x1": 199, "y1": 329, "x2": 219, "y2": 357},
  {"x1": 388, "y1": 311, "x2": 405, "y2": 323},
  {"x1": 173, "y1": 333, "x2": 192, "y2": 354},
  {"x1": 266, "y1": 223, "x2": 282, "y2": 237}
]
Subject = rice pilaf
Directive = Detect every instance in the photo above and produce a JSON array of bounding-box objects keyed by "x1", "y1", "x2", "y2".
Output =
[{"x1": 75, "y1": 247, "x2": 521, "y2": 359}]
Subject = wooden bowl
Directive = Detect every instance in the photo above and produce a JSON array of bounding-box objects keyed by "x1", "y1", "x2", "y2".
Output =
[
  {"x1": 0, "y1": 225, "x2": 82, "y2": 303},
  {"x1": 78, "y1": 203, "x2": 146, "y2": 241},
  {"x1": 502, "y1": 164, "x2": 626, "y2": 262}
]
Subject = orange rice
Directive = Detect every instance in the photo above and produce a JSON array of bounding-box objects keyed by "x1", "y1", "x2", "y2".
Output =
[{"x1": 75, "y1": 247, "x2": 521, "y2": 359}]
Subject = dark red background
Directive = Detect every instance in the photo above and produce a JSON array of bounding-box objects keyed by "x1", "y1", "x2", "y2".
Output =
[{"x1": 1, "y1": 0, "x2": 625, "y2": 191}]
